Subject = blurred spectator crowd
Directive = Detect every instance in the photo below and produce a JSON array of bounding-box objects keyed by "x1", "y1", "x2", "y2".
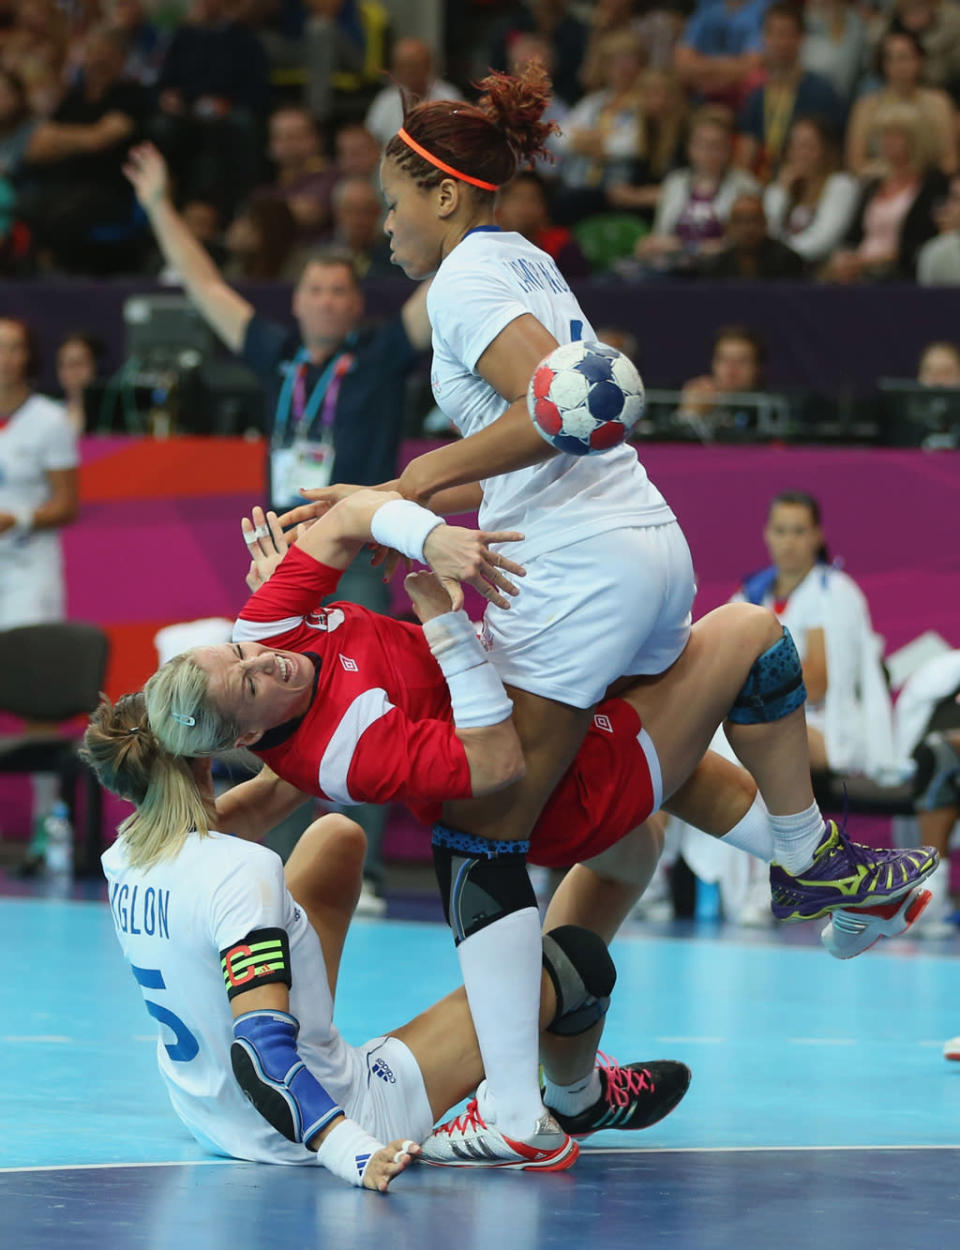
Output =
[{"x1": 1, "y1": 0, "x2": 960, "y2": 286}]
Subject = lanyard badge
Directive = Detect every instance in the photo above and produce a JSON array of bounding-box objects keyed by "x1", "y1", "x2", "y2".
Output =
[{"x1": 270, "y1": 347, "x2": 355, "y2": 506}]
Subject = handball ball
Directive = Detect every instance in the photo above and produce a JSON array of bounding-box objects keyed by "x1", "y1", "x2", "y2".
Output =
[{"x1": 528, "y1": 340, "x2": 645, "y2": 456}]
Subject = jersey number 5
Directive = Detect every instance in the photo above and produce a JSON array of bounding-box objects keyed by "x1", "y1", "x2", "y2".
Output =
[{"x1": 132, "y1": 965, "x2": 200, "y2": 1062}]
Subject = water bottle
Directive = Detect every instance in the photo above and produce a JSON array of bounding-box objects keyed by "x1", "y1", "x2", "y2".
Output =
[{"x1": 43, "y1": 800, "x2": 74, "y2": 882}]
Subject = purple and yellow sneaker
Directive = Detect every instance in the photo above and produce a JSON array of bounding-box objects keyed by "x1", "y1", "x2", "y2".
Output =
[{"x1": 769, "y1": 820, "x2": 938, "y2": 924}]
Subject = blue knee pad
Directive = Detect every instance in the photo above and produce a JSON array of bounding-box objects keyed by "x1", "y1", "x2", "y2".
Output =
[
  {"x1": 431, "y1": 823, "x2": 536, "y2": 945},
  {"x1": 727, "y1": 626, "x2": 806, "y2": 725}
]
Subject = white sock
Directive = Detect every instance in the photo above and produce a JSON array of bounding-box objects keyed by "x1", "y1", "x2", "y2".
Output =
[
  {"x1": 457, "y1": 907, "x2": 546, "y2": 1139},
  {"x1": 543, "y1": 1068, "x2": 601, "y2": 1116},
  {"x1": 768, "y1": 802, "x2": 827, "y2": 873},
  {"x1": 721, "y1": 793, "x2": 774, "y2": 862}
]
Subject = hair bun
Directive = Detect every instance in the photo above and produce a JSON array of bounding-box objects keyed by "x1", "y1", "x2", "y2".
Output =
[{"x1": 476, "y1": 61, "x2": 558, "y2": 166}]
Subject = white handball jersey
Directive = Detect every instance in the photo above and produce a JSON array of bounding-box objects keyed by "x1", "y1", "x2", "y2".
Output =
[
  {"x1": 102, "y1": 832, "x2": 364, "y2": 1165},
  {"x1": 427, "y1": 228, "x2": 674, "y2": 563},
  {"x1": 0, "y1": 393, "x2": 77, "y2": 557}
]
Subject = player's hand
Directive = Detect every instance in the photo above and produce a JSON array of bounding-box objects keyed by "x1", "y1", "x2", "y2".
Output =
[
  {"x1": 123, "y1": 142, "x2": 171, "y2": 211},
  {"x1": 242, "y1": 506, "x2": 296, "y2": 591},
  {"x1": 422, "y1": 525, "x2": 525, "y2": 612},
  {"x1": 275, "y1": 482, "x2": 364, "y2": 530},
  {"x1": 404, "y1": 570, "x2": 454, "y2": 622},
  {"x1": 362, "y1": 1139, "x2": 421, "y2": 1193}
]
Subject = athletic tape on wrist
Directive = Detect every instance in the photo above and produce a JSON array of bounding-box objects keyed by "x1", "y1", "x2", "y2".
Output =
[
  {"x1": 422, "y1": 611, "x2": 512, "y2": 728},
  {"x1": 315, "y1": 1117, "x2": 386, "y2": 1188},
  {"x1": 370, "y1": 498, "x2": 443, "y2": 562}
]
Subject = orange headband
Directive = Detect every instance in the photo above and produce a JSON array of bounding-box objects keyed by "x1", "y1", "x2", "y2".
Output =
[{"x1": 396, "y1": 127, "x2": 500, "y2": 192}]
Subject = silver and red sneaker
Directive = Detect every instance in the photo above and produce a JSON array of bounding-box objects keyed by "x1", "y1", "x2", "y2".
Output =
[
  {"x1": 819, "y1": 885, "x2": 933, "y2": 959},
  {"x1": 419, "y1": 1082, "x2": 579, "y2": 1171}
]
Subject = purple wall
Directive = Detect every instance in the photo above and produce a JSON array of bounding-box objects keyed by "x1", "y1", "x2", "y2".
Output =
[{"x1": 3, "y1": 279, "x2": 958, "y2": 397}]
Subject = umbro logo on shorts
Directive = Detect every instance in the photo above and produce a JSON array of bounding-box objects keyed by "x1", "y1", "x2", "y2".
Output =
[
  {"x1": 339, "y1": 654, "x2": 359, "y2": 672},
  {"x1": 371, "y1": 1058, "x2": 396, "y2": 1084},
  {"x1": 594, "y1": 713, "x2": 613, "y2": 733}
]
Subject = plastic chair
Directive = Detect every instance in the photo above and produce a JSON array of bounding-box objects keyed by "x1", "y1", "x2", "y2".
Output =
[
  {"x1": 0, "y1": 622, "x2": 110, "y2": 873},
  {"x1": 572, "y1": 213, "x2": 648, "y2": 273}
]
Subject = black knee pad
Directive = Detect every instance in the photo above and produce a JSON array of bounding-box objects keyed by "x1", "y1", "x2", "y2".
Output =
[
  {"x1": 542, "y1": 925, "x2": 616, "y2": 1037},
  {"x1": 431, "y1": 823, "x2": 536, "y2": 944}
]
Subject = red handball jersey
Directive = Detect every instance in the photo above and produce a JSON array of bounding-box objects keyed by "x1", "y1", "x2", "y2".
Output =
[
  {"x1": 235, "y1": 546, "x2": 474, "y2": 808},
  {"x1": 235, "y1": 546, "x2": 658, "y2": 868}
]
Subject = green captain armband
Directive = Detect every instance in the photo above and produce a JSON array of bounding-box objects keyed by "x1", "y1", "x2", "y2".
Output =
[{"x1": 220, "y1": 928, "x2": 292, "y2": 1000}]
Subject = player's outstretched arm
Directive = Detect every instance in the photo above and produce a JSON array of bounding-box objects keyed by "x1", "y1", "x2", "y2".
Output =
[
  {"x1": 244, "y1": 495, "x2": 526, "y2": 611},
  {"x1": 278, "y1": 481, "x2": 485, "y2": 529},
  {"x1": 124, "y1": 143, "x2": 253, "y2": 353}
]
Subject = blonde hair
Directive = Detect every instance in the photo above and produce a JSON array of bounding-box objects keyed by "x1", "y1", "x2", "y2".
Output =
[
  {"x1": 872, "y1": 100, "x2": 935, "y2": 171},
  {"x1": 581, "y1": 30, "x2": 648, "y2": 94},
  {"x1": 144, "y1": 650, "x2": 240, "y2": 758},
  {"x1": 80, "y1": 692, "x2": 212, "y2": 870}
]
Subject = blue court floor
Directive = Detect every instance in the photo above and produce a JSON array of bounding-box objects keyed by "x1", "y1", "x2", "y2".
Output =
[{"x1": 4, "y1": 887, "x2": 960, "y2": 1250}]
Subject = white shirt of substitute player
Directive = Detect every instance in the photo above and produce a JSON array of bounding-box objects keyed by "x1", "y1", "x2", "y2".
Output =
[
  {"x1": 102, "y1": 833, "x2": 364, "y2": 1165},
  {"x1": 0, "y1": 393, "x2": 77, "y2": 622},
  {"x1": 427, "y1": 228, "x2": 675, "y2": 565},
  {"x1": 735, "y1": 564, "x2": 896, "y2": 775}
]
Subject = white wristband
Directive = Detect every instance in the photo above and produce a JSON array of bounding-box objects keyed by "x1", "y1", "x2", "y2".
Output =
[
  {"x1": 315, "y1": 1117, "x2": 385, "y2": 1188},
  {"x1": 422, "y1": 611, "x2": 513, "y2": 729},
  {"x1": 370, "y1": 498, "x2": 443, "y2": 562},
  {"x1": 10, "y1": 506, "x2": 33, "y2": 537}
]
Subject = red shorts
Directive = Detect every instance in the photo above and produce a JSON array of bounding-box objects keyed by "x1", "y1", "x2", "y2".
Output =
[
  {"x1": 528, "y1": 699, "x2": 659, "y2": 869},
  {"x1": 407, "y1": 699, "x2": 659, "y2": 869}
]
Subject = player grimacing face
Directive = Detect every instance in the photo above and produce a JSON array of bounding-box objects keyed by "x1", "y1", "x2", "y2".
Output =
[
  {"x1": 379, "y1": 156, "x2": 448, "y2": 281},
  {"x1": 193, "y1": 643, "x2": 316, "y2": 746}
]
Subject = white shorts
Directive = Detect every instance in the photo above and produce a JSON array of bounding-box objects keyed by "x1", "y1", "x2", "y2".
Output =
[
  {"x1": 0, "y1": 552, "x2": 65, "y2": 629},
  {"x1": 343, "y1": 1035, "x2": 435, "y2": 1144},
  {"x1": 481, "y1": 521, "x2": 695, "y2": 708}
]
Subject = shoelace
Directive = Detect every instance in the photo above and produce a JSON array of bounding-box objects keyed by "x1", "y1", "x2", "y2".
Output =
[
  {"x1": 436, "y1": 1098, "x2": 486, "y2": 1136},
  {"x1": 597, "y1": 1052, "x2": 654, "y2": 1109},
  {"x1": 821, "y1": 820, "x2": 878, "y2": 871}
]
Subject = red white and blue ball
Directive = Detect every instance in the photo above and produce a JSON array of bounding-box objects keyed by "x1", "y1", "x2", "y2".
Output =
[{"x1": 528, "y1": 340, "x2": 645, "y2": 456}]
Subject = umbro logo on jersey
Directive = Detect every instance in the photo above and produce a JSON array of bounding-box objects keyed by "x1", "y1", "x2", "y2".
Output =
[
  {"x1": 305, "y1": 608, "x2": 345, "y2": 633},
  {"x1": 371, "y1": 1058, "x2": 396, "y2": 1084},
  {"x1": 594, "y1": 713, "x2": 613, "y2": 733},
  {"x1": 339, "y1": 654, "x2": 358, "y2": 672}
]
